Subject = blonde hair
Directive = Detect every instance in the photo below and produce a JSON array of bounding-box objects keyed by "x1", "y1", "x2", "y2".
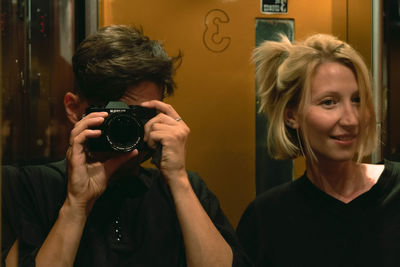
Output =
[{"x1": 254, "y1": 33, "x2": 376, "y2": 162}]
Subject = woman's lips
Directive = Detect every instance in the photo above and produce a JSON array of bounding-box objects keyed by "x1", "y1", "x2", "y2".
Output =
[{"x1": 331, "y1": 134, "x2": 357, "y2": 145}]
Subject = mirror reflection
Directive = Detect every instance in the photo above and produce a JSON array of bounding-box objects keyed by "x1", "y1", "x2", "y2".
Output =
[{"x1": 2, "y1": 0, "x2": 400, "y2": 266}]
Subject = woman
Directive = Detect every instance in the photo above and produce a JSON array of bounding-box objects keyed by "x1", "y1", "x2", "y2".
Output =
[{"x1": 237, "y1": 34, "x2": 400, "y2": 266}]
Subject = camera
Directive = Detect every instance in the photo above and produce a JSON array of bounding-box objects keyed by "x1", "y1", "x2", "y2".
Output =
[{"x1": 85, "y1": 101, "x2": 157, "y2": 152}]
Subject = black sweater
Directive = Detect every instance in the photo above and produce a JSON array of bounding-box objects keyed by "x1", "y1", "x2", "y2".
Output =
[{"x1": 237, "y1": 160, "x2": 400, "y2": 267}]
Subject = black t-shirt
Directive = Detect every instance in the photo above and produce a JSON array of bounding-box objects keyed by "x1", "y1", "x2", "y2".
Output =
[
  {"x1": 12, "y1": 160, "x2": 251, "y2": 267},
  {"x1": 237, "y1": 160, "x2": 400, "y2": 267}
]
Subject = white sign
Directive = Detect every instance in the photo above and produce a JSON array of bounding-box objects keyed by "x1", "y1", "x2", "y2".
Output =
[{"x1": 261, "y1": 0, "x2": 288, "y2": 14}]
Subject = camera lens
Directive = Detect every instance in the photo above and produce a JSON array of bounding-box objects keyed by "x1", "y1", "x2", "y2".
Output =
[{"x1": 104, "y1": 113, "x2": 142, "y2": 152}]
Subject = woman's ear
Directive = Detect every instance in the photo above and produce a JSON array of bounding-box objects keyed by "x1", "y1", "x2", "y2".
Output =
[
  {"x1": 284, "y1": 108, "x2": 300, "y2": 129},
  {"x1": 64, "y1": 92, "x2": 87, "y2": 124}
]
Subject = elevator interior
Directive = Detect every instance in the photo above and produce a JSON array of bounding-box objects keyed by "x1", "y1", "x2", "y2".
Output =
[{"x1": 1, "y1": 0, "x2": 400, "y2": 227}]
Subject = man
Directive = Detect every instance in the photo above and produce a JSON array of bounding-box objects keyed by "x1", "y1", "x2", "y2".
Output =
[{"x1": 17, "y1": 25, "x2": 250, "y2": 266}]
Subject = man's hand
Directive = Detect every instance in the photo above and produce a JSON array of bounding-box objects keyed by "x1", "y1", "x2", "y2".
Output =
[
  {"x1": 141, "y1": 100, "x2": 190, "y2": 184},
  {"x1": 66, "y1": 111, "x2": 138, "y2": 215}
]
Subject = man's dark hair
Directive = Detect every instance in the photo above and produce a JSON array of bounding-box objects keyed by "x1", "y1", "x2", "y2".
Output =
[{"x1": 72, "y1": 25, "x2": 181, "y2": 103}]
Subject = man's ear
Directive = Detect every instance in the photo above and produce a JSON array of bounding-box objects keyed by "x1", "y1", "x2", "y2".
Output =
[
  {"x1": 284, "y1": 108, "x2": 300, "y2": 129},
  {"x1": 64, "y1": 92, "x2": 87, "y2": 124}
]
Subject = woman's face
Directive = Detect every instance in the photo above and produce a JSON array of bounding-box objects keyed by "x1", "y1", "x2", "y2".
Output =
[{"x1": 301, "y1": 61, "x2": 361, "y2": 162}]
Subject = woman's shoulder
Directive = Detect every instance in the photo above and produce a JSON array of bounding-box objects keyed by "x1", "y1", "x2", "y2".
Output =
[
  {"x1": 362, "y1": 163, "x2": 385, "y2": 183},
  {"x1": 250, "y1": 177, "x2": 307, "y2": 211},
  {"x1": 237, "y1": 177, "x2": 311, "y2": 236},
  {"x1": 364, "y1": 160, "x2": 400, "y2": 181},
  {"x1": 361, "y1": 160, "x2": 400, "y2": 194}
]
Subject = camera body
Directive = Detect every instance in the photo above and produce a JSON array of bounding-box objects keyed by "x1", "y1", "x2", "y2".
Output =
[{"x1": 85, "y1": 101, "x2": 157, "y2": 152}]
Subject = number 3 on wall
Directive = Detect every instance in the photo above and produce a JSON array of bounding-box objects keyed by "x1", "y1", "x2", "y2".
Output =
[{"x1": 203, "y1": 9, "x2": 231, "y2": 53}]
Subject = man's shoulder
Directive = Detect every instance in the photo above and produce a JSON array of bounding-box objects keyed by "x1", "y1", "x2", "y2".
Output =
[
  {"x1": 18, "y1": 159, "x2": 67, "y2": 187},
  {"x1": 2, "y1": 165, "x2": 20, "y2": 187},
  {"x1": 4, "y1": 160, "x2": 68, "y2": 217}
]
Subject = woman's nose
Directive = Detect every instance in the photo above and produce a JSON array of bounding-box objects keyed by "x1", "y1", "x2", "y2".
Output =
[{"x1": 339, "y1": 102, "x2": 359, "y2": 127}]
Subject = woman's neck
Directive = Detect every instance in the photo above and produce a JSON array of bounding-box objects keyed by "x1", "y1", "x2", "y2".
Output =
[{"x1": 306, "y1": 159, "x2": 378, "y2": 204}]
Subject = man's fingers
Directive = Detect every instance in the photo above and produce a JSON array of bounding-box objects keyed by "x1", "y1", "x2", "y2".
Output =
[
  {"x1": 144, "y1": 115, "x2": 171, "y2": 137},
  {"x1": 141, "y1": 100, "x2": 180, "y2": 119},
  {"x1": 67, "y1": 129, "x2": 102, "y2": 166},
  {"x1": 144, "y1": 113, "x2": 188, "y2": 141},
  {"x1": 69, "y1": 129, "x2": 101, "y2": 149},
  {"x1": 69, "y1": 114, "x2": 106, "y2": 146}
]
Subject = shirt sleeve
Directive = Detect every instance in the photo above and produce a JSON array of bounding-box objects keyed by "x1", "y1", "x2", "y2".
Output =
[
  {"x1": 187, "y1": 171, "x2": 254, "y2": 267},
  {"x1": 2, "y1": 165, "x2": 20, "y2": 264},
  {"x1": 17, "y1": 162, "x2": 67, "y2": 267},
  {"x1": 236, "y1": 201, "x2": 258, "y2": 266}
]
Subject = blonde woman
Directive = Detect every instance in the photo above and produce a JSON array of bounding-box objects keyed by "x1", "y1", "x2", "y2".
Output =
[{"x1": 237, "y1": 34, "x2": 400, "y2": 266}]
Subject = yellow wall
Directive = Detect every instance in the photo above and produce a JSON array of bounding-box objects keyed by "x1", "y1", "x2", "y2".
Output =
[{"x1": 98, "y1": 0, "x2": 369, "y2": 226}]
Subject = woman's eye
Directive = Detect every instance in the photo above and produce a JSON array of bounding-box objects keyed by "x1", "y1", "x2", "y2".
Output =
[
  {"x1": 352, "y1": 96, "x2": 361, "y2": 103},
  {"x1": 321, "y1": 99, "x2": 335, "y2": 106}
]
